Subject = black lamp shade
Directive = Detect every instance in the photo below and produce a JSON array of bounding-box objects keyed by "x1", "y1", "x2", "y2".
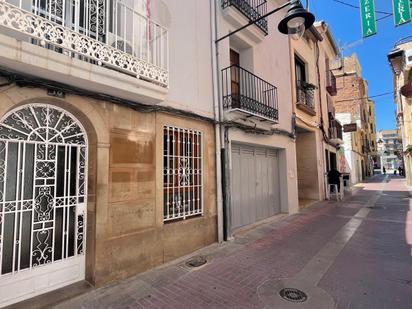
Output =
[{"x1": 278, "y1": 0, "x2": 315, "y2": 35}]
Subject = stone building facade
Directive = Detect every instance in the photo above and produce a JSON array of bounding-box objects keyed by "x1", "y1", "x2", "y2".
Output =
[{"x1": 0, "y1": 0, "x2": 218, "y2": 306}]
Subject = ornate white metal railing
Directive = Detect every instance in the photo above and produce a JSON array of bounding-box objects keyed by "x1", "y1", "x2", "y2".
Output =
[{"x1": 0, "y1": 0, "x2": 169, "y2": 87}]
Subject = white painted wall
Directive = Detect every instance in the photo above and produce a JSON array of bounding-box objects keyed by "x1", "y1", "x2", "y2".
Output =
[
  {"x1": 216, "y1": 1, "x2": 298, "y2": 217},
  {"x1": 159, "y1": 0, "x2": 215, "y2": 118},
  {"x1": 336, "y1": 113, "x2": 362, "y2": 184},
  {"x1": 216, "y1": 1, "x2": 293, "y2": 133}
]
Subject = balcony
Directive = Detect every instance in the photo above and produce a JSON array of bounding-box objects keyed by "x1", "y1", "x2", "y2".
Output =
[
  {"x1": 222, "y1": 65, "x2": 278, "y2": 123},
  {"x1": 296, "y1": 81, "x2": 316, "y2": 116},
  {"x1": 329, "y1": 119, "x2": 343, "y2": 145},
  {"x1": 0, "y1": 0, "x2": 169, "y2": 103},
  {"x1": 401, "y1": 82, "x2": 412, "y2": 98},
  {"x1": 326, "y1": 70, "x2": 337, "y2": 96},
  {"x1": 221, "y1": 0, "x2": 268, "y2": 34}
]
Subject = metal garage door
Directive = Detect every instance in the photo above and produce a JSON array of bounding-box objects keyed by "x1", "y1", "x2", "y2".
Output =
[{"x1": 230, "y1": 144, "x2": 281, "y2": 230}]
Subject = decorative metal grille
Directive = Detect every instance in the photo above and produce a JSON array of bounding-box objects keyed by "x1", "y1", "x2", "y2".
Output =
[
  {"x1": 163, "y1": 126, "x2": 203, "y2": 222},
  {"x1": 0, "y1": 0, "x2": 169, "y2": 87},
  {"x1": 296, "y1": 80, "x2": 315, "y2": 110},
  {"x1": 0, "y1": 104, "x2": 87, "y2": 276},
  {"x1": 221, "y1": 0, "x2": 268, "y2": 34}
]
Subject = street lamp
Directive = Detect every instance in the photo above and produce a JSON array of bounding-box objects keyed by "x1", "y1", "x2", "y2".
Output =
[
  {"x1": 215, "y1": 0, "x2": 315, "y2": 43},
  {"x1": 387, "y1": 48, "x2": 404, "y2": 76},
  {"x1": 278, "y1": 0, "x2": 315, "y2": 40}
]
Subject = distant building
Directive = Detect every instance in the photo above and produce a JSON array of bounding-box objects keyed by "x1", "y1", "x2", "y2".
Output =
[
  {"x1": 335, "y1": 113, "x2": 363, "y2": 185},
  {"x1": 333, "y1": 54, "x2": 377, "y2": 180},
  {"x1": 377, "y1": 130, "x2": 403, "y2": 171}
]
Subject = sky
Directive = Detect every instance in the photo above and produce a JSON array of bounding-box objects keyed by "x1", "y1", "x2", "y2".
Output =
[{"x1": 309, "y1": 0, "x2": 412, "y2": 132}]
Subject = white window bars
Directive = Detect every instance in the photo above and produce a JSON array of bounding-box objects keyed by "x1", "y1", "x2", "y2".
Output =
[
  {"x1": 0, "y1": 0, "x2": 169, "y2": 87},
  {"x1": 163, "y1": 126, "x2": 203, "y2": 222}
]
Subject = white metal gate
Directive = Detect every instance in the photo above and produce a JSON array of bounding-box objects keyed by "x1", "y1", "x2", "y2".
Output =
[
  {"x1": 0, "y1": 104, "x2": 88, "y2": 307},
  {"x1": 230, "y1": 144, "x2": 280, "y2": 230}
]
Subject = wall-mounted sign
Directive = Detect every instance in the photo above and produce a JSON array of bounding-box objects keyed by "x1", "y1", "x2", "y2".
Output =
[
  {"x1": 343, "y1": 123, "x2": 358, "y2": 132},
  {"x1": 360, "y1": 0, "x2": 377, "y2": 37},
  {"x1": 393, "y1": 0, "x2": 411, "y2": 26}
]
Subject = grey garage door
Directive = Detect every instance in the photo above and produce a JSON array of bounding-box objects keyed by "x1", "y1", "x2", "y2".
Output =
[{"x1": 230, "y1": 144, "x2": 281, "y2": 230}]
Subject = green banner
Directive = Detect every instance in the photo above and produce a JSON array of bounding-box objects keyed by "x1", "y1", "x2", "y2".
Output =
[
  {"x1": 360, "y1": 0, "x2": 377, "y2": 37},
  {"x1": 393, "y1": 0, "x2": 411, "y2": 26}
]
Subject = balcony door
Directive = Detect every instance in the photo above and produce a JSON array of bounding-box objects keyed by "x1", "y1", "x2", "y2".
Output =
[
  {"x1": 230, "y1": 49, "x2": 240, "y2": 107},
  {"x1": 295, "y1": 55, "x2": 306, "y2": 87},
  {"x1": 31, "y1": 0, "x2": 107, "y2": 41}
]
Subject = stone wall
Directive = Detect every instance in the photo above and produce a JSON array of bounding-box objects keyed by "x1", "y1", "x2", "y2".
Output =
[{"x1": 0, "y1": 84, "x2": 217, "y2": 287}]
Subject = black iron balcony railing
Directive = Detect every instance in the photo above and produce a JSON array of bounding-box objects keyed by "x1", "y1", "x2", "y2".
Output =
[
  {"x1": 326, "y1": 70, "x2": 337, "y2": 96},
  {"x1": 221, "y1": 0, "x2": 268, "y2": 34},
  {"x1": 329, "y1": 119, "x2": 343, "y2": 141},
  {"x1": 296, "y1": 80, "x2": 315, "y2": 114},
  {"x1": 222, "y1": 65, "x2": 278, "y2": 121}
]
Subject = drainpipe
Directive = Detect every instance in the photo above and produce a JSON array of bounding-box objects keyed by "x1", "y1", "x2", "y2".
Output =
[{"x1": 210, "y1": 0, "x2": 224, "y2": 243}]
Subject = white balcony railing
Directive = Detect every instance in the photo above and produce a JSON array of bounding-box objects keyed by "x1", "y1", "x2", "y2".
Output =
[{"x1": 0, "y1": 0, "x2": 169, "y2": 87}]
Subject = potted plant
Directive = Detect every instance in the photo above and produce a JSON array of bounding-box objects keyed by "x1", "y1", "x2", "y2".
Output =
[{"x1": 302, "y1": 81, "x2": 317, "y2": 90}]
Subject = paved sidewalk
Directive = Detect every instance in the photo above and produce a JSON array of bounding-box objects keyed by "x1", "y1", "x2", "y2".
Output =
[{"x1": 54, "y1": 175, "x2": 412, "y2": 309}]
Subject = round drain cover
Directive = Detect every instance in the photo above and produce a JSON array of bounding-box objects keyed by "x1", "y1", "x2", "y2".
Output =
[
  {"x1": 279, "y1": 288, "x2": 308, "y2": 303},
  {"x1": 185, "y1": 256, "x2": 207, "y2": 268}
]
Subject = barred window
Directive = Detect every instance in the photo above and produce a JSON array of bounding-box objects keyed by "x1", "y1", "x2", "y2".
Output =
[{"x1": 163, "y1": 126, "x2": 203, "y2": 221}]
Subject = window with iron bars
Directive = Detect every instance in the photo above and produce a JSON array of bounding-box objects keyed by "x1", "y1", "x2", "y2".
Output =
[{"x1": 163, "y1": 126, "x2": 203, "y2": 222}]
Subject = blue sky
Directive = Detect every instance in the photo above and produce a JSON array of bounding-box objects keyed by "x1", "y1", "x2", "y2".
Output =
[{"x1": 310, "y1": 1, "x2": 412, "y2": 131}]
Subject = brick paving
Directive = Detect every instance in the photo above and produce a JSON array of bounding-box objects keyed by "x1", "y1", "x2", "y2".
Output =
[{"x1": 55, "y1": 174, "x2": 412, "y2": 309}]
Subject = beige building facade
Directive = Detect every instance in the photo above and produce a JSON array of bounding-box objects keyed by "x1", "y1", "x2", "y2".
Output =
[
  {"x1": 388, "y1": 38, "x2": 412, "y2": 184},
  {"x1": 377, "y1": 129, "x2": 403, "y2": 172},
  {"x1": 0, "y1": 0, "x2": 218, "y2": 306},
  {"x1": 289, "y1": 21, "x2": 343, "y2": 207}
]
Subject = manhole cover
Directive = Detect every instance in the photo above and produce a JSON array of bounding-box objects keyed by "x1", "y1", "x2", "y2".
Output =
[
  {"x1": 279, "y1": 288, "x2": 308, "y2": 303},
  {"x1": 185, "y1": 256, "x2": 207, "y2": 268}
]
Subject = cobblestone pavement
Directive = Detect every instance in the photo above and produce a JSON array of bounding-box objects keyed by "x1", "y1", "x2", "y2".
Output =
[{"x1": 55, "y1": 174, "x2": 412, "y2": 309}]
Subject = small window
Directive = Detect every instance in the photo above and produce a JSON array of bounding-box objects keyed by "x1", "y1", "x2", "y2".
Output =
[
  {"x1": 163, "y1": 126, "x2": 203, "y2": 222},
  {"x1": 295, "y1": 55, "x2": 306, "y2": 84}
]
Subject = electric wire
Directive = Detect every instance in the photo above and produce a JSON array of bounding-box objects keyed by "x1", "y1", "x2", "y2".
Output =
[
  {"x1": 0, "y1": 68, "x2": 295, "y2": 138},
  {"x1": 334, "y1": 91, "x2": 394, "y2": 103},
  {"x1": 332, "y1": 0, "x2": 393, "y2": 16}
]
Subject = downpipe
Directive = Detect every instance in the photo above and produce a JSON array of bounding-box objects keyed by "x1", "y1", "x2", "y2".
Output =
[{"x1": 210, "y1": 0, "x2": 225, "y2": 242}]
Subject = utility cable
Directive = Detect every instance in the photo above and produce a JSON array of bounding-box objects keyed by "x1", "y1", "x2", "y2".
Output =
[
  {"x1": 332, "y1": 0, "x2": 393, "y2": 16},
  {"x1": 334, "y1": 91, "x2": 394, "y2": 103}
]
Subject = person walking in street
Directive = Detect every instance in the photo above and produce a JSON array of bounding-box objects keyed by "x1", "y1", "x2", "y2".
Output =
[{"x1": 383, "y1": 166, "x2": 386, "y2": 175}]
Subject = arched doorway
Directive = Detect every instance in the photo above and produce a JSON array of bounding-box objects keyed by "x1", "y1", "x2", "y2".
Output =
[{"x1": 0, "y1": 104, "x2": 88, "y2": 306}]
